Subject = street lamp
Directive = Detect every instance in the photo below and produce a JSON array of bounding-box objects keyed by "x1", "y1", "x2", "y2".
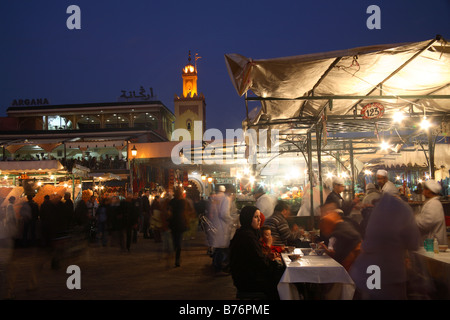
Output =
[
  {"x1": 130, "y1": 145, "x2": 137, "y2": 194},
  {"x1": 131, "y1": 145, "x2": 137, "y2": 158}
]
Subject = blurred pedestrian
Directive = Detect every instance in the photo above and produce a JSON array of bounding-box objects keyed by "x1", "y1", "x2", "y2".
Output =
[
  {"x1": 96, "y1": 197, "x2": 110, "y2": 247},
  {"x1": 415, "y1": 179, "x2": 447, "y2": 246},
  {"x1": 72, "y1": 196, "x2": 90, "y2": 238},
  {"x1": 159, "y1": 195, "x2": 173, "y2": 264},
  {"x1": 349, "y1": 193, "x2": 420, "y2": 300},
  {"x1": 132, "y1": 192, "x2": 142, "y2": 243},
  {"x1": 150, "y1": 195, "x2": 162, "y2": 242},
  {"x1": 39, "y1": 195, "x2": 54, "y2": 247},
  {"x1": 208, "y1": 185, "x2": 233, "y2": 275},
  {"x1": 27, "y1": 194, "x2": 40, "y2": 246},
  {"x1": 141, "y1": 189, "x2": 151, "y2": 239},
  {"x1": 120, "y1": 194, "x2": 138, "y2": 252},
  {"x1": 319, "y1": 209, "x2": 362, "y2": 271},
  {"x1": 19, "y1": 197, "x2": 32, "y2": 247},
  {"x1": 0, "y1": 197, "x2": 17, "y2": 299},
  {"x1": 5, "y1": 197, "x2": 18, "y2": 243},
  {"x1": 359, "y1": 183, "x2": 382, "y2": 239},
  {"x1": 108, "y1": 195, "x2": 123, "y2": 248},
  {"x1": 168, "y1": 187, "x2": 188, "y2": 267},
  {"x1": 63, "y1": 192, "x2": 74, "y2": 227}
]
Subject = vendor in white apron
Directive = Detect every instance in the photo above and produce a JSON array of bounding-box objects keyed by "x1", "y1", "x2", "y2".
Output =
[{"x1": 415, "y1": 179, "x2": 448, "y2": 246}]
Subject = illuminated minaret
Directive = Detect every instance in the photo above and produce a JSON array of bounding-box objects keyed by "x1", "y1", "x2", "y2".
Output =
[{"x1": 174, "y1": 51, "x2": 206, "y2": 139}]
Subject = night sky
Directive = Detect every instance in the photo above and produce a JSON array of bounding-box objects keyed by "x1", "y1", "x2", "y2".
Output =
[{"x1": 1, "y1": 0, "x2": 449, "y2": 133}]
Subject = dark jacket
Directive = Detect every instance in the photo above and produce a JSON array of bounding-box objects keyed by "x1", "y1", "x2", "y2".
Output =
[
  {"x1": 168, "y1": 198, "x2": 187, "y2": 233},
  {"x1": 325, "y1": 191, "x2": 355, "y2": 217}
]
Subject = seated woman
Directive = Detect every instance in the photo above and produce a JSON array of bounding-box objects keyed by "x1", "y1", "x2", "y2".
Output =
[{"x1": 229, "y1": 206, "x2": 284, "y2": 299}]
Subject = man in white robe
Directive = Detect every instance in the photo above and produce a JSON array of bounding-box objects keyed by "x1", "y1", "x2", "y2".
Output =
[
  {"x1": 376, "y1": 169, "x2": 398, "y2": 195},
  {"x1": 415, "y1": 179, "x2": 448, "y2": 245}
]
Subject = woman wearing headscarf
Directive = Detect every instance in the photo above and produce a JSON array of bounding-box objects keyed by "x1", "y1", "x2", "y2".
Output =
[{"x1": 229, "y1": 206, "x2": 284, "y2": 299}]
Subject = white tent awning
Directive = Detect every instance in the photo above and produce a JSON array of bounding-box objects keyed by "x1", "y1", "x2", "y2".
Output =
[{"x1": 225, "y1": 37, "x2": 450, "y2": 127}]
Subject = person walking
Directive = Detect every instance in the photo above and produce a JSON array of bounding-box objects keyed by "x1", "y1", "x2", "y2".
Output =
[
  {"x1": 141, "y1": 189, "x2": 151, "y2": 239},
  {"x1": 96, "y1": 197, "x2": 110, "y2": 247},
  {"x1": 208, "y1": 185, "x2": 234, "y2": 275},
  {"x1": 349, "y1": 193, "x2": 420, "y2": 300},
  {"x1": 27, "y1": 195, "x2": 40, "y2": 246},
  {"x1": 39, "y1": 195, "x2": 54, "y2": 248},
  {"x1": 120, "y1": 194, "x2": 138, "y2": 252},
  {"x1": 167, "y1": 187, "x2": 188, "y2": 267},
  {"x1": 150, "y1": 195, "x2": 163, "y2": 242}
]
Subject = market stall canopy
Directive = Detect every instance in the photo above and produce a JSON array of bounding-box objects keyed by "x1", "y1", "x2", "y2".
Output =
[
  {"x1": 225, "y1": 36, "x2": 450, "y2": 131},
  {"x1": 89, "y1": 172, "x2": 122, "y2": 180},
  {"x1": 0, "y1": 160, "x2": 64, "y2": 174}
]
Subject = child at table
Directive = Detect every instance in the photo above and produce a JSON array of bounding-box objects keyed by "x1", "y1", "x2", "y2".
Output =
[{"x1": 260, "y1": 226, "x2": 283, "y2": 261}]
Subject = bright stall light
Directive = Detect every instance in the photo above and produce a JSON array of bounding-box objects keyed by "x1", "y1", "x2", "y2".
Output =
[
  {"x1": 380, "y1": 141, "x2": 390, "y2": 151},
  {"x1": 392, "y1": 111, "x2": 405, "y2": 123},
  {"x1": 420, "y1": 117, "x2": 431, "y2": 130}
]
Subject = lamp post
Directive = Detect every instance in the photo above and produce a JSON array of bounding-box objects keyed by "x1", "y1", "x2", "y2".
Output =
[{"x1": 130, "y1": 145, "x2": 137, "y2": 194}]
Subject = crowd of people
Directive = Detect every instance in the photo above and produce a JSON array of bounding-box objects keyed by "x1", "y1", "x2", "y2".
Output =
[
  {"x1": 0, "y1": 168, "x2": 448, "y2": 300},
  {"x1": 1, "y1": 154, "x2": 128, "y2": 172},
  {"x1": 204, "y1": 169, "x2": 448, "y2": 300}
]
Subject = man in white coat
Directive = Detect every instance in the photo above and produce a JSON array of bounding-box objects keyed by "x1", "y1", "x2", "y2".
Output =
[
  {"x1": 208, "y1": 185, "x2": 233, "y2": 275},
  {"x1": 415, "y1": 179, "x2": 448, "y2": 246},
  {"x1": 376, "y1": 169, "x2": 398, "y2": 195}
]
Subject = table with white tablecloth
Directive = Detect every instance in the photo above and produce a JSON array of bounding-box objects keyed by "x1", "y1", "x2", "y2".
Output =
[
  {"x1": 277, "y1": 250, "x2": 355, "y2": 300},
  {"x1": 411, "y1": 247, "x2": 450, "y2": 299}
]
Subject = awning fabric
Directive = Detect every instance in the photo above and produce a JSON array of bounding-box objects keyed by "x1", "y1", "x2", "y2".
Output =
[
  {"x1": 225, "y1": 37, "x2": 450, "y2": 127},
  {"x1": 0, "y1": 160, "x2": 64, "y2": 173}
]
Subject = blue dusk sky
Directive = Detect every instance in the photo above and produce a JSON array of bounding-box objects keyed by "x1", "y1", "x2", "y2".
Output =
[{"x1": 0, "y1": 0, "x2": 449, "y2": 133}]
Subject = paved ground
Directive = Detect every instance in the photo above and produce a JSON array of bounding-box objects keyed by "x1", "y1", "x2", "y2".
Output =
[{"x1": 2, "y1": 229, "x2": 238, "y2": 300}]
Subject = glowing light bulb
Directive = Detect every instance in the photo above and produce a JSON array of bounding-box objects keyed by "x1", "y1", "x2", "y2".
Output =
[
  {"x1": 392, "y1": 111, "x2": 405, "y2": 123},
  {"x1": 380, "y1": 141, "x2": 390, "y2": 151},
  {"x1": 420, "y1": 117, "x2": 431, "y2": 130}
]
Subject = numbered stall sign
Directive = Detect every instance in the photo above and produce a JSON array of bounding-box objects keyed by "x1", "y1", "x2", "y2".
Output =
[{"x1": 361, "y1": 102, "x2": 384, "y2": 119}]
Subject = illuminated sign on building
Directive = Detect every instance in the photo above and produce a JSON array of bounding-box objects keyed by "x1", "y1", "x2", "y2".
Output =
[{"x1": 11, "y1": 98, "x2": 50, "y2": 106}]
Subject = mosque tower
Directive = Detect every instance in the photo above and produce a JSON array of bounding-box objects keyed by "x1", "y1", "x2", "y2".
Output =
[{"x1": 174, "y1": 51, "x2": 206, "y2": 139}]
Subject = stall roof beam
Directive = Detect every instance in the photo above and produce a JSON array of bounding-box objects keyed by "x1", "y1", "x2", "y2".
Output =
[{"x1": 246, "y1": 94, "x2": 450, "y2": 102}]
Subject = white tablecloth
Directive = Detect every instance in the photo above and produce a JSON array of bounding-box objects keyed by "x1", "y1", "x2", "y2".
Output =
[
  {"x1": 412, "y1": 247, "x2": 450, "y2": 299},
  {"x1": 277, "y1": 250, "x2": 355, "y2": 300}
]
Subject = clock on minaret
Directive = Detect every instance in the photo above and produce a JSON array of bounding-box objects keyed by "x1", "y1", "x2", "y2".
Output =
[{"x1": 174, "y1": 51, "x2": 206, "y2": 139}]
